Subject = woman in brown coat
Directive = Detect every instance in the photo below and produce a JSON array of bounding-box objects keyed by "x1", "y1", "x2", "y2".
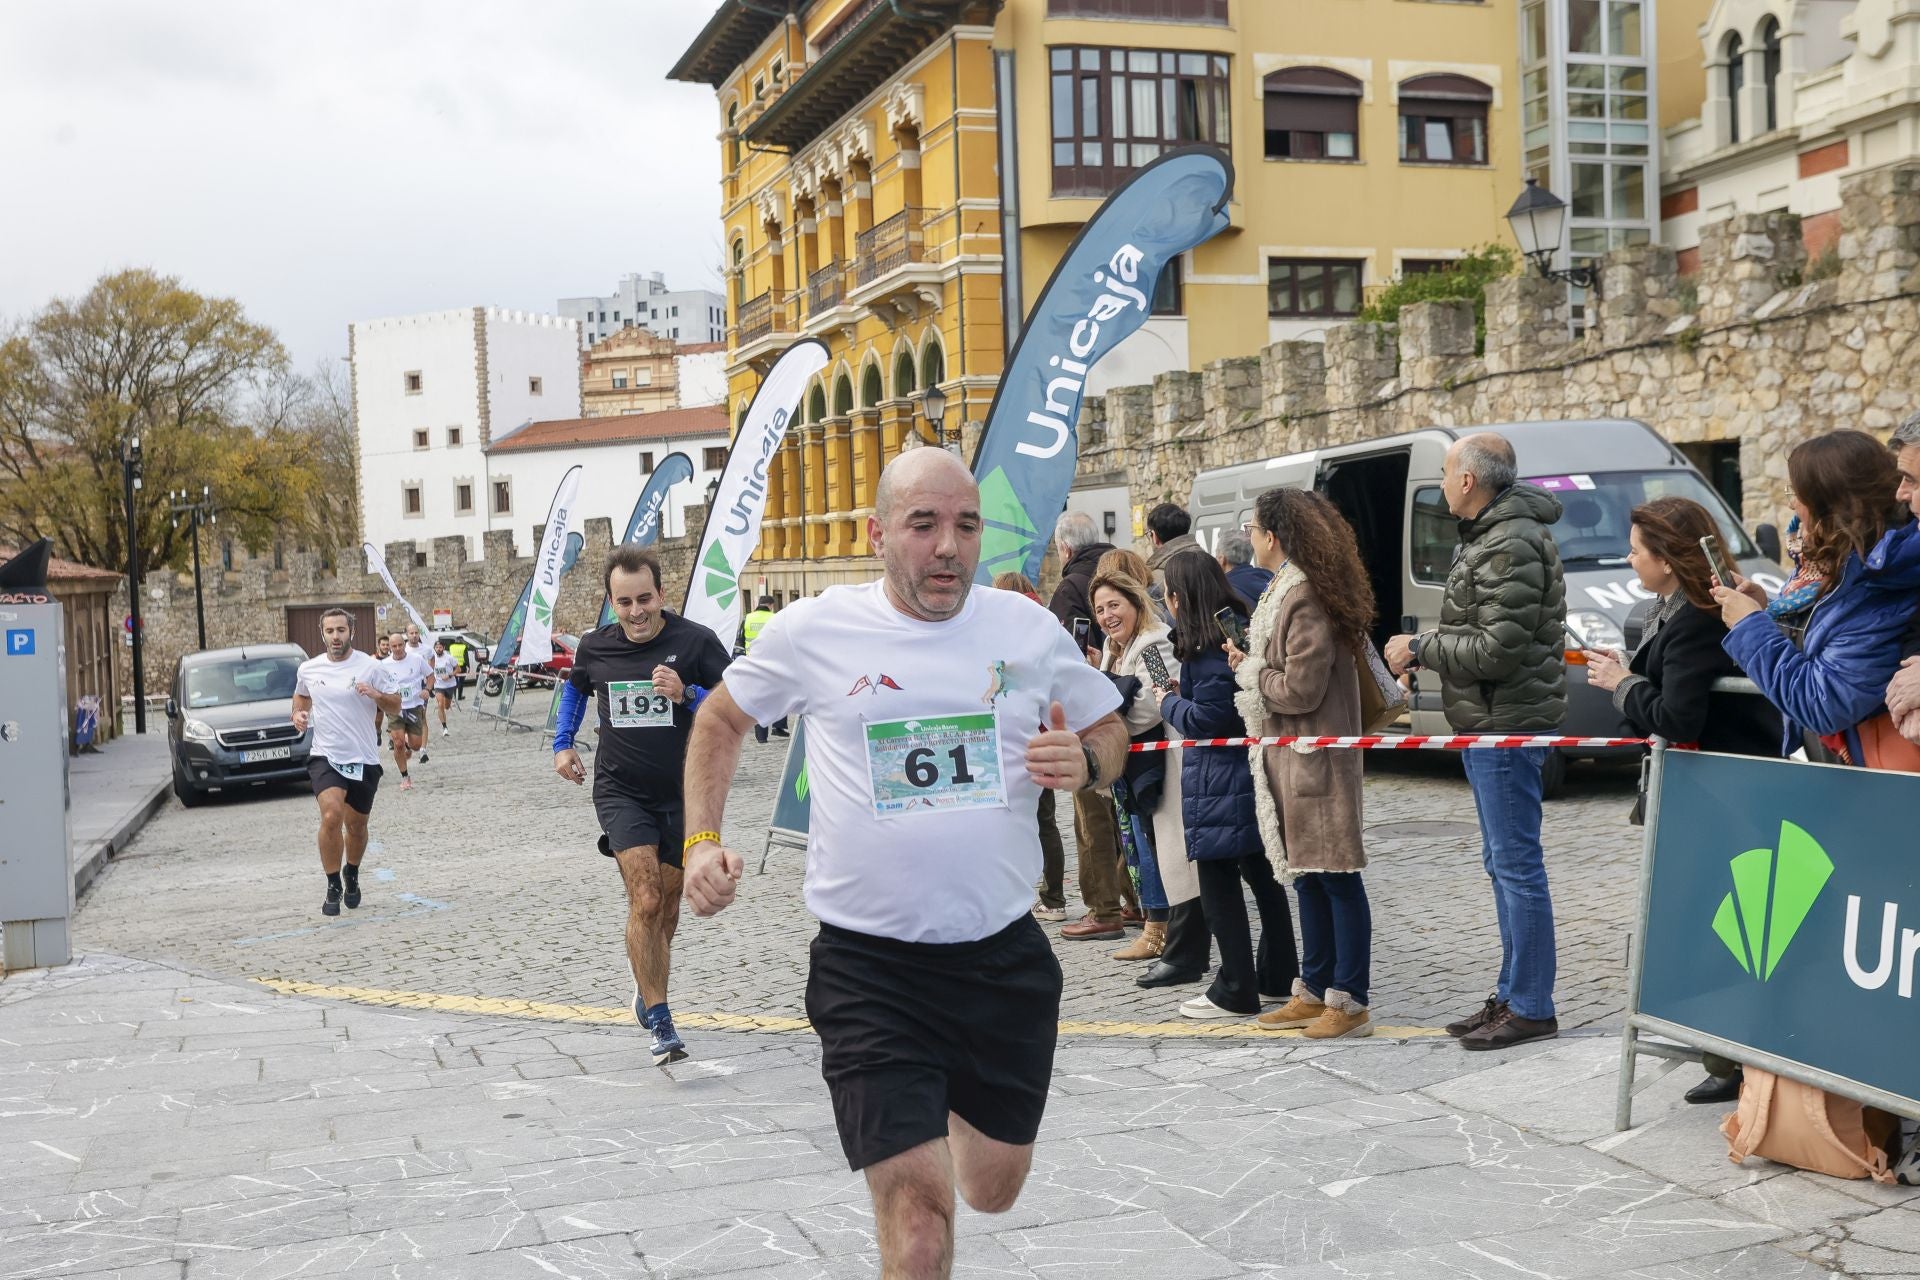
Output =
[{"x1": 1227, "y1": 487, "x2": 1375, "y2": 1039}]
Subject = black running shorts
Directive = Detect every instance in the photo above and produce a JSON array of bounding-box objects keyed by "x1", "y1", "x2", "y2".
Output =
[
  {"x1": 805, "y1": 914, "x2": 1063, "y2": 1172},
  {"x1": 308, "y1": 757, "x2": 382, "y2": 815},
  {"x1": 593, "y1": 791, "x2": 684, "y2": 868}
]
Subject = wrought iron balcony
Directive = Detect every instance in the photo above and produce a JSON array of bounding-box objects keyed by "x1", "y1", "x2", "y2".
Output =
[
  {"x1": 807, "y1": 263, "x2": 846, "y2": 315},
  {"x1": 853, "y1": 209, "x2": 925, "y2": 288},
  {"x1": 737, "y1": 289, "x2": 791, "y2": 344}
]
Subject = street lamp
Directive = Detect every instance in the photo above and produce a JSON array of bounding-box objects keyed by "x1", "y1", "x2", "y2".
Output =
[
  {"x1": 169, "y1": 485, "x2": 216, "y2": 650},
  {"x1": 121, "y1": 435, "x2": 146, "y2": 734},
  {"x1": 922, "y1": 383, "x2": 953, "y2": 455},
  {"x1": 1505, "y1": 178, "x2": 1599, "y2": 290}
]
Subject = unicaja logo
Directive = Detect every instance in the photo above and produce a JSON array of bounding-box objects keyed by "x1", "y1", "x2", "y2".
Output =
[
  {"x1": 1712, "y1": 821, "x2": 1833, "y2": 981},
  {"x1": 702, "y1": 541, "x2": 737, "y2": 610}
]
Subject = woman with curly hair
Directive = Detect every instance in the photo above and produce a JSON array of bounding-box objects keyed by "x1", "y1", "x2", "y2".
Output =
[
  {"x1": 1228, "y1": 487, "x2": 1376, "y2": 1039},
  {"x1": 1716, "y1": 429, "x2": 1920, "y2": 769}
]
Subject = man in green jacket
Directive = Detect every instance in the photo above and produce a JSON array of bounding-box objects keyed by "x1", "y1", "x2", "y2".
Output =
[{"x1": 1387, "y1": 433, "x2": 1566, "y2": 1052}]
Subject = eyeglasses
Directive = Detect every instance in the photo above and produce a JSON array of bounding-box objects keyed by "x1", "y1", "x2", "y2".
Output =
[{"x1": 1242, "y1": 522, "x2": 1265, "y2": 535}]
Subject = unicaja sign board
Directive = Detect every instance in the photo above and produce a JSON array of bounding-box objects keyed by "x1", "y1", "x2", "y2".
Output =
[
  {"x1": 520, "y1": 465, "x2": 583, "y2": 665},
  {"x1": 1639, "y1": 751, "x2": 1920, "y2": 1106},
  {"x1": 682, "y1": 340, "x2": 828, "y2": 652}
]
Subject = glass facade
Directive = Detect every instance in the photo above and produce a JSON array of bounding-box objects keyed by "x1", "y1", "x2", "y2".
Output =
[{"x1": 1521, "y1": 0, "x2": 1657, "y2": 314}]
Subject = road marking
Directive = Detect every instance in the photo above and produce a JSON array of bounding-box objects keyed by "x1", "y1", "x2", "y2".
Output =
[{"x1": 250, "y1": 977, "x2": 1445, "y2": 1040}]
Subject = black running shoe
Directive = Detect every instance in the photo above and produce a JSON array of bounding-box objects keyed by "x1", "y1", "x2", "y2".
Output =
[
  {"x1": 342, "y1": 870, "x2": 361, "y2": 910},
  {"x1": 323, "y1": 881, "x2": 342, "y2": 916}
]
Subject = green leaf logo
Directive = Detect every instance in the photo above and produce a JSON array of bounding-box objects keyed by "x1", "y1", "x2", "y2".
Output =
[
  {"x1": 1712, "y1": 821, "x2": 1834, "y2": 980},
  {"x1": 795, "y1": 759, "x2": 809, "y2": 803},
  {"x1": 702, "y1": 541, "x2": 737, "y2": 611},
  {"x1": 531, "y1": 597, "x2": 552, "y2": 627},
  {"x1": 977, "y1": 467, "x2": 1042, "y2": 577}
]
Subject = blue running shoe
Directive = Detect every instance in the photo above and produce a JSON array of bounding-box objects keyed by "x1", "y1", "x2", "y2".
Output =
[{"x1": 648, "y1": 1013, "x2": 688, "y2": 1067}]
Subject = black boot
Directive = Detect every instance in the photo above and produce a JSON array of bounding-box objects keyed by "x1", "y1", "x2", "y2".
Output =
[{"x1": 1684, "y1": 1069, "x2": 1743, "y2": 1104}]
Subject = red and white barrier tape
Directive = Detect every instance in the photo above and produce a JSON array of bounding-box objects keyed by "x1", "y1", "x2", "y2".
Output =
[{"x1": 1128, "y1": 734, "x2": 1647, "y2": 753}]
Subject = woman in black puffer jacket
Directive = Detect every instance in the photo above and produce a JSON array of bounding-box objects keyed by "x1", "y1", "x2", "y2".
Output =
[{"x1": 1154, "y1": 553, "x2": 1299, "y2": 1019}]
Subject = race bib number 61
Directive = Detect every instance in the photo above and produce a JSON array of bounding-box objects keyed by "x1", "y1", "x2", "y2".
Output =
[{"x1": 864, "y1": 712, "x2": 1006, "y2": 817}]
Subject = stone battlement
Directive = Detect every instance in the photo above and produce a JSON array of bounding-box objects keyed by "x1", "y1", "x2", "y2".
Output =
[{"x1": 1076, "y1": 164, "x2": 1920, "y2": 523}]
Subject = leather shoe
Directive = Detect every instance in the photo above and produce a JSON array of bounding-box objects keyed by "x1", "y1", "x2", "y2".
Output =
[
  {"x1": 1684, "y1": 1070, "x2": 1742, "y2": 1104},
  {"x1": 1136, "y1": 961, "x2": 1205, "y2": 988},
  {"x1": 1061, "y1": 917, "x2": 1124, "y2": 941}
]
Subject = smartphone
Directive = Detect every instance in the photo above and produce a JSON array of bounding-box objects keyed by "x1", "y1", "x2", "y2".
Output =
[
  {"x1": 1214, "y1": 606, "x2": 1248, "y2": 652},
  {"x1": 1141, "y1": 642, "x2": 1174, "y2": 691},
  {"x1": 1700, "y1": 535, "x2": 1739, "y2": 588},
  {"x1": 1563, "y1": 621, "x2": 1602, "y2": 654},
  {"x1": 1071, "y1": 616, "x2": 1092, "y2": 650}
]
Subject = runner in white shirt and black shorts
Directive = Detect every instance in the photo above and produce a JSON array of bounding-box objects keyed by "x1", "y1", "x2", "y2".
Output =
[
  {"x1": 382, "y1": 631, "x2": 433, "y2": 788},
  {"x1": 431, "y1": 640, "x2": 458, "y2": 737},
  {"x1": 684, "y1": 450, "x2": 1127, "y2": 1277},
  {"x1": 292, "y1": 608, "x2": 402, "y2": 917}
]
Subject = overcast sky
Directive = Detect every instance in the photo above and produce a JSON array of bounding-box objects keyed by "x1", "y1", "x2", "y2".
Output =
[{"x1": 0, "y1": 1, "x2": 729, "y2": 373}]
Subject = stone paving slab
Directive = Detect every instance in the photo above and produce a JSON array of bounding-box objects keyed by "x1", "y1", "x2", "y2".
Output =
[
  {"x1": 2, "y1": 953, "x2": 1914, "y2": 1279},
  {"x1": 71, "y1": 720, "x2": 1646, "y2": 1034}
]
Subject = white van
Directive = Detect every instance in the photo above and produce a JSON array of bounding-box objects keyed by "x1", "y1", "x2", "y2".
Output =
[{"x1": 1188, "y1": 419, "x2": 1784, "y2": 789}]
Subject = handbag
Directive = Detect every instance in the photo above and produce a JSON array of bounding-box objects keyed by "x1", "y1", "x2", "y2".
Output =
[{"x1": 1355, "y1": 638, "x2": 1408, "y2": 734}]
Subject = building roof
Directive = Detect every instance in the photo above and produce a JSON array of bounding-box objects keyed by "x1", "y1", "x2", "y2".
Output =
[
  {"x1": 486, "y1": 405, "x2": 729, "y2": 454},
  {"x1": 0, "y1": 545, "x2": 124, "y2": 585},
  {"x1": 666, "y1": 0, "x2": 797, "y2": 87},
  {"x1": 678, "y1": 341, "x2": 727, "y2": 356}
]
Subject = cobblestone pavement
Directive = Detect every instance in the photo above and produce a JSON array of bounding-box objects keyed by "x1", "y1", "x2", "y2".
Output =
[
  {"x1": 4, "y1": 953, "x2": 1914, "y2": 1280},
  {"x1": 76, "y1": 716, "x2": 1646, "y2": 1032}
]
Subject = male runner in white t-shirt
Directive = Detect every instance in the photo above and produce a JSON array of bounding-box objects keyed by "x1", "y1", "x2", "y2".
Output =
[
  {"x1": 684, "y1": 449, "x2": 1126, "y2": 1278},
  {"x1": 382, "y1": 630, "x2": 433, "y2": 788},
  {"x1": 292, "y1": 609, "x2": 401, "y2": 916}
]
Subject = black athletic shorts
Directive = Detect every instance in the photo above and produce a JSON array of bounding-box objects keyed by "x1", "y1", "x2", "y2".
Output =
[
  {"x1": 593, "y1": 790, "x2": 684, "y2": 868},
  {"x1": 805, "y1": 914, "x2": 1063, "y2": 1172},
  {"x1": 308, "y1": 757, "x2": 383, "y2": 815}
]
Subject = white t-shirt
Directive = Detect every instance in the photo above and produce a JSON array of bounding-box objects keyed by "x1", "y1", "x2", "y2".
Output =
[
  {"x1": 384, "y1": 650, "x2": 433, "y2": 709},
  {"x1": 295, "y1": 651, "x2": 393, "y2": 768},
  {"x1": 723, "y1": 580, "x2": 1121, "y2": 943},
  {"x1": 432, "y1": 652, "x2": 457, "y2": 689}
]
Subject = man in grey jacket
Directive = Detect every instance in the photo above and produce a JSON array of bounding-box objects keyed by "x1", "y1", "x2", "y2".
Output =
[{"x1": 1387, "y1": 433, "x2": 1567, "y2": 1051}]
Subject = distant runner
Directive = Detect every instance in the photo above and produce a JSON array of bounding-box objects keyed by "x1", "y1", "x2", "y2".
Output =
[
  {"x1": 431, "y1": 639, "x2": 458, "y2": 737},
  {"x1": 291, "y1": 609, "x2": 400, "y2": 916},
  {"x1": 382, "y1": 630, "x2": 432, "y2": 788},
  {"x1": 552, "y1": 545, "x2": 731, "y2": 1066}
]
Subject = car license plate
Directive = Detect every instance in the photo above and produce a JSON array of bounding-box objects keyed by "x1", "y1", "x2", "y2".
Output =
[{"x1": 240, "y1": 745, "x2": 291, "y2": 764}]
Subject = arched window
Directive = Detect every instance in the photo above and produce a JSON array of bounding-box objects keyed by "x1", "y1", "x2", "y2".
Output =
[
  {"x1": 1263, "y1": 67, "x2": 1361, "y2": 161},
  {"x1": 1397, "y1": 74, "x2": 1492, "y2": 165},
  {"x1": 1724, "y1": 33, "x2": 1745, "y2": 144},
  {"x1": 726, "y1": 103, "x2": 740, "y2": 168},
  {"x1": 832, "y1": 373, "x2": 854, "y2": 416},
  {"x1": 1760, "y1": 18, "x2": 1781, "y2": 134},
  {"x1": 893, "y1": 349, "x2": 917, "y2": 398},
  {"x1": 920, "y1": 342, "x2": 945, "y2": 391},
  {"x1": 807, "y1": 383, "x2": 827, "y2": 424},
  {"x1": 860, "y1": 362, "x2": 883, "y2": 408},
  {"x1": 731, "y1": 239, "x2": 746, "y2": 309}
]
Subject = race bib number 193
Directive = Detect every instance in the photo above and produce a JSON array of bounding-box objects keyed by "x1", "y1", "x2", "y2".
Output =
[
  {"x1": 607, "y1": 680, "x2": 674, "y2": 730},
  {"x1": 864, "y1": 712, "x2": 1006, "y2": 817}
]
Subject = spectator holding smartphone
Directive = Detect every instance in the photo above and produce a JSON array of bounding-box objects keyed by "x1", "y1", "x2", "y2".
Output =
[
  {"x1": 1158, "y1": 553, "x2": 1298, "y2": 1020},
  {"x1": 1881, "y1": 412, "x2": 1920, "y2": 745},
  {"x1": 1587, "y1": 496, "x2": 1783, "y2": 1106},
  {"x1": 1715, "y1": 430, "x2": 1920, "y2": 770}
]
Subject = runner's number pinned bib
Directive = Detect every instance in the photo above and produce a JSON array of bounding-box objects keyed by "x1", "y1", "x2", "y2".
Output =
[
  {"x1": 335, "y1": 762, "x2": 364, "y2": 782},
  {"x1": 607, "y1": 679, "x2": 674, "y2": 729},
  {"x1": 864, "y1": 712, "x2": 1006, "y2": 817}
]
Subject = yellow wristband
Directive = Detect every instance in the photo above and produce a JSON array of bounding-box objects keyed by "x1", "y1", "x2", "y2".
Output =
[{"x1": 683, "y1": 830, "x2": 723, "y2": 852}]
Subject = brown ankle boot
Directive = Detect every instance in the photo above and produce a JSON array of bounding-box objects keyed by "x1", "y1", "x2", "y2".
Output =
[{"x1": 1111, "y1": 921, "x2": 1165, "y2": 960}]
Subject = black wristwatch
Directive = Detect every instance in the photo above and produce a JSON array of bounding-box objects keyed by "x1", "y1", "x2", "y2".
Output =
[{"x1": 1080, "y1": 743, "x2": 1102, "y2": 788}]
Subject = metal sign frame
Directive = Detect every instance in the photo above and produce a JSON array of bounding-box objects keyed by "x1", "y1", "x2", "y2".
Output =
[{"x1": 1616, "y1": 735, "x2": 1920, "y2": 1130}]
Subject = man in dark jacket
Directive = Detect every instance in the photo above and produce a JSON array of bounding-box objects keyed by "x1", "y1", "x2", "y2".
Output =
[
  {"x1": 1045, "y1": 513, "x2": 1129, "y2": 938},
  {"x1": 1387, "y1": 434, "x2": 1567, "y2": 1052},
  {"x1": 1885, "y1": 414, "x2": 1920, "y2": 744},
  {"x1": 1145, "y1": 503, "x2": 1205, "y2": 607},
  {"x1": 1218, "y1": 531, "x2": 1272, "y2": 611}
]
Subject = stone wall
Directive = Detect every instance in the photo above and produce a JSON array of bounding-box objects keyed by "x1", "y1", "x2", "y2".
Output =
[
  {"x1": 1075, "y1": 164, "x2": 1920, "y2": 523},
  {"x1": 122, "y1": 508, "x2": 709, "y2": 698}
]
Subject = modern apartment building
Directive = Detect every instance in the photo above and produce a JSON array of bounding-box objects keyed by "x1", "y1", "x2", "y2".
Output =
[{"x1": 557, "y1": 272, "x2": 727, "y2": 349}]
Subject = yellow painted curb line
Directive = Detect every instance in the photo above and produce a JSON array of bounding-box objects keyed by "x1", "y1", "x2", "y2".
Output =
[{"x1": 252, "y1": 976, "x2": 1446, "y2": 1040}]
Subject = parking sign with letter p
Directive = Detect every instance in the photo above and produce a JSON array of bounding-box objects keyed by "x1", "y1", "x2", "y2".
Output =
[{"x1": 6, "y1": 629, "x2": 33, "y2": 655}]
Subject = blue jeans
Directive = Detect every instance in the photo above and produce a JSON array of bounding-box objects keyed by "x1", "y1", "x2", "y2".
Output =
[
  {"x1": 1460, "y1": 746, "x2": 1557, "y2": 1021},
  {"x1": 1295, "y1": 872, "x2": 1372, "y2": 1008},
  {"x1": 1125, "y1": 811, "x2": 1169, "y2": 912}
]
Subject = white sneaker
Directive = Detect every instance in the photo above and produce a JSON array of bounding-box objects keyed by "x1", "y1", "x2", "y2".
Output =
[
  {"x1": 1031, "y1": 902, "x2": 1067, "y2": 922},
  {"x1": 1180, "y1": 994, "x2": 1251, "y2": 1020},
  {"x1": 441, "y1": 728, "x2": 449, "y2": 739},
  {"x1": 1897, "y1": 1137, "x2": 1920, "y2": 1187}
]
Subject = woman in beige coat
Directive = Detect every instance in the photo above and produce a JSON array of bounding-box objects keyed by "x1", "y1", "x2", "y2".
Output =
[
  {"x1": 1091, "y1": 570, "x2": 1208, "y2": 984},
  {"x1": 1227, "y1": 488, "x2": 1376, "y2": 1039}
]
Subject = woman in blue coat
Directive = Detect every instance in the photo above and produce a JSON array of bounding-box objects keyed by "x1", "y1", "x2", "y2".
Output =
[
  {"x1": 1154, "y1": 553, "x2": 1298, "y2": 1019},
  {"x1": 1716, "y1": 431, "x2": 1920, "y2": 767}
]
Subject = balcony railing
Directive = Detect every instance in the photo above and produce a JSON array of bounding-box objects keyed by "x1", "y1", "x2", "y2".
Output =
[
  {"x1": 853, "y1": 208, "x2": 925, "y2": 288},
  {"x1": 737, "y1": 289, "x2": 790, "y2": 344},
  {"x1": 807, "y1": 263, "x2": 845, "y2": 315}
]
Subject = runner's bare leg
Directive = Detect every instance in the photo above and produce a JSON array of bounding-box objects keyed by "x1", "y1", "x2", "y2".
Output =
[
  {"x1": 614, "y1": 847, "x2": 683, "y2": 1007},
  {"x1": 317, "y1": 791, "x2": 347, "y2": 874}
]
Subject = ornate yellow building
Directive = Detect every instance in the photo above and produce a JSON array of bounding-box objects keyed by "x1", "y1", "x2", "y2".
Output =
[
  {"x1": 674, "y1": 0, "x2": 1577, "y2": 600},
  {"x1": 580, "y1": 328, "x2": 682, "y2": 418}
]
